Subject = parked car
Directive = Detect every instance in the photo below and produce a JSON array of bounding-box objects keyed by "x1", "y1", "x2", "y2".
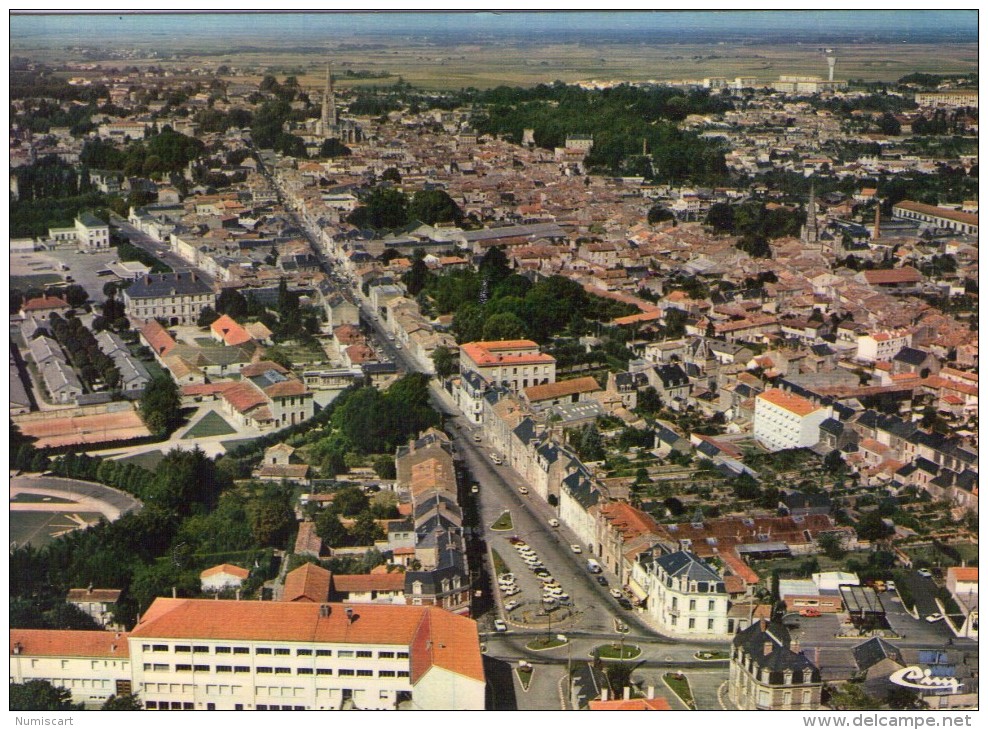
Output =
[
  {"x1": 617, "y1": 597, "x2": 633, "y2": 610},
  {"x1": 609, "y1": 588, "x2": 624, "y2": 600},
  {"x1": 596, "y1": 576, "x2": 609, "y2": 587},
  {"x1": 918, "y1": 569, "x2": 933, "y2": 579},
  {"x1": 504, "y1": 600, "x2": 520, "y2": 612},
  {"x1": 503, "y1": 587, "x2": 520, "y2": 597},
  {"x1": 518, "y1": 486, "x2": 529, "y2": 495},
  {"x1": 548, "y1": 518, "x2": 560, "y2": 528},
  {"x1": 800, "y1": 608, "x2": 822, "y2": 618},
  {"x1": 471, "y1": 484, "x2": 479, "y2": 494},
  {"x1": 925, "y1": 613, "x2": 944, "y2": 623},
  {"x1": 885, "y1": 580, "x2": 897, "y2": 593},
  {"x1": 534, "y1": 569, "x2": 551, "y2": 579},
  {"x1": 494, "y1": 619, "x2": 507, "y2": 632},
  {"x1": 490, "y1": 453, "x2": 502, "y2": 464},
  {"x1": 498, "y1": 573, "x2": 515, "y2": 584},
  {"x1": 570, "y1": 544, "x2": 583, "y2": 554}
]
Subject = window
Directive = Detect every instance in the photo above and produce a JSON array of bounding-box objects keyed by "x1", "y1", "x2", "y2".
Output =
[
  {"x1": 397, "y1": 671, "x2": 409, "y2": 678},
  {"x1": 338, "y1": 650, "x2": 354, "y2": 658},
  {"x1": 215, "y1": 647, "x2": 231, "y2": 654},
  {"x1": 257, "y1": 667, "x2": 273, "y2": 674},
  {"x1": 146, "y1": 701, "x2": 158, "y2": 709},
  {"x1": 274, "y1": 648, "x2": 290, "y2": 656},
  {"x1": 688, "y1": 618, "x2": 696, "y2": 629},
  {"x1": 234, "y1": 666, "x2": 250, "y2": 673},
  {"x1": 194, "y1": 665, "x2": 209, "y2": 671},
  {"x1": 396, "y1": 652, "x2": 409, "y2": 659},
  {"x1": 356, "y1": 670, "x2": 373, "y2": 677},
  {"x1": 175, "y1": 645, "x2": 191, "y2": 653},
  {"x1": 316, "y1": 669, "x2": 333, "y2": 676},
  {"x1": 275, "y1": 668, "x2": 291, "y2": 675},
  {"x1": 378, "y1": 652, "x2": 395, "y2": 659},
  {"x1": 234, "y1": 647, "x2": 249, "y2": 655},
  {"x1": 379, "y1": 670, "x2": 396, "y2": 678},
  {"x1": 671, "y1": 596, "x2": 678, "y2": 609},
  {"x1": 315, "y1": 649, "x2": 332, "y2": 657},
  {"x1": 689, "y1": 599, "x2": 696, "y2": 611},
  {"x1": 176, "y1": 664, "x2": 192, "y2": 672},
  {"x1": 708, "y1": 619, "x2": 714, "y2": 630},
  {"x1": 256, "y1": 648, "x2": 272, "y2": 655},
  {"x1": 216, "y1": 666, "x2": 232, "y2": 673},
  {"x1": 296, "y1": 649, "x2": 312, "y2": 656},
  {"x1": 153, "y1": 664, "x2": 168, "y2": 671},
  {"x1": 142, "y1": 644, "x2": 152, "y2": 652},
  {"x1": 298, "y1": 668, "x2": 313, "y2": 675},
  {"x1": 193, "y1": 646, "x2": 209, "y2": 653},
  {"x1": 709, "y1": 600, "x2": 716, "y2": 612},
  {"x1": 356, "y1": 650, "x2": 372, "y2": 658},
  {"x1": 153, "y1": 645, "x2": 169, "y2": 652},
  {"x1": 339, "y1": 669, "x2": 355, "y2": 676}
]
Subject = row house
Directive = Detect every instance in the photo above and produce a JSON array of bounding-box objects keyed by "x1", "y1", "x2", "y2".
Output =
[
  {"x1": 635, "y1": 550, "x2": 731, "y2": 639},
  {"x1": 591, "y1": 501, "x2": 663, "y2": 585}
]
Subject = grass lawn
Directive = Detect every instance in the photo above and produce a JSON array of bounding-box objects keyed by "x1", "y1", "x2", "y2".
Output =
[
  {"x1": 182, "y1": 411, "x2": 237, "y2": 440},
  {"x1": 594, "y1": 643, "x2": 642, "y2": 660},
  {"x1": 663, "y1": 672, "x2": 696, "y2": 710},
  {"x1": 220, "y1": 438, "x2": 258, "y2": 452},
  {"x1": 694, "y1": 650, "x2": 730, "y2": 661},
  {"x1": 491, "y1": 548, "x2": 509, "y2": 576},
  {"x1": 12, "y1": 274, "x2": 62, "y2": 290},
  {"x1": 114, "y1": 450, "x2": 165, "y2": 471},
  {"x1": 526, "y1": 636, "x2": 567, "y2": 651},
  {"x1": 491, "y1": 511, "x2": 513, "y2": 531}
]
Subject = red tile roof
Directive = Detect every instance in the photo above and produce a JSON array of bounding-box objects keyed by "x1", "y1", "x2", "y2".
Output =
[
  {"x1": 862, "y1": 267, "x2": 923, "y2": 286},
  {"x1": 210, "y1": 314, "x2": 253, "y2": 346},
  {"x1": 524, "y1": 376, "x2": 601, "y2": 402},
  {"x1": 333, "y1": 572, "x2": 405, "y2": 594},
  {"x1": 460, "y1": 340, "x2": 555, "y2": 367},
  {"x1": 66, "y1": 588, "x2": 121, "y2": 603},
  {"x1": 11, "y1": 629, "x2": 130, "y2": 658},
  {"x1": 757, "y1": 388, "x2": 823, "y2": 417},
  {"x1": 240, "y1": 360, "x2": 290, "y2": 378},
  {"x1": 589, "y1": 698, "x2": 671, "y2": 711},
  {"x1": 200, "y1": 564, "x2": 250, "y2": 580},
  {"x1": 221, "y1": 381, "x2": 267, "y2": 414},
  {"x1": 264, "y1": 379, "x2": 308, "y2": 398},
  {"x1": 141, "y1": 318, "x2": 177, "y2": 356},
  {"x1": 283, "y1": 563, "x2": 331, "y2": 603},
  {"x1": 947, "y1": 567, "x2": 978, "y2": 582},
  {"x1": 22, "y1": 295, "x2": 69, "y2": 312}
]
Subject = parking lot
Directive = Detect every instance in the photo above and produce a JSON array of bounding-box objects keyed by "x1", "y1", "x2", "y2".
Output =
[
  {"x1": 493, "y1": 535, "x2": 578, "y2": 626},
  {"x1": 11, "y1": 247, "x2": 122, "y2": 304}
]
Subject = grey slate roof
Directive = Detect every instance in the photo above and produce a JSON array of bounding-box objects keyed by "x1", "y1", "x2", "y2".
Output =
[
  {"x1": 733, "y1": 620, "x2": 821, "y2": 682},
  {"x1": 653, "y1": 550, "x2": 724, "y2": 588},
  {"x1": 853, "y1": 637, "x2": 903, "y2": 671},
  {"x1": 126, "y1": 272, "x2": 213, "y2": 299},
  {"x1": 892, "y1": 347, "x2": 931, "y2": 366}
]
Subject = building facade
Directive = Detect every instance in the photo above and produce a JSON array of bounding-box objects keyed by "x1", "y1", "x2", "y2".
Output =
[
  {"x1": 729, "y1": 619, "x2": 822, "y2": 710},
  {"x1": 459, "y1": 339, "x2": 556, "y2": 392},
  {"x1": 639, "y1": 550, "x2": 731, "y2": 638},
  {"x1": 754, "y1": 389, "x2": 831, "y2": 452},
  {"x1": 124, "y1": 272, "x2": 216, "y2": 326}
]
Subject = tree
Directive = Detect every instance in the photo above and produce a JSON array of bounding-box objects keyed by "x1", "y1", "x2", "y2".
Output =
[
  {"x1": 319, "y1": 138, "x2": 352, "y2": 158},
  {"x1": 101, "y1": 693, "x2": 144, "y2": 711},
  {"x1": 856, "y1": 511, "x2": 895, "y2": 542},
  {"x1": 482, "y1": 311, "x2": 526, "y2": 341},
  {"x1": 139, "y1": 375, "x2": 181, "y2": 435},
  {"x1": 578, "y1": 423, "x2": 605, "y2": 462},
  {"x1": 349, "y1": 511, "x2": 384, "y2": 546},
  {"x1": 9, "y1": 680, "x2": 81, "y2": 711},
  {"x1": 636, "y1": 386, "x2": 663, "y2": 415},
  {"x1": 403, "y1": 257, "x2": 430, "y2": 296},
  {"x1": 706, "y1": 202, "x2": 735, "y2": 232},
  {"x1": 370, "y1": 455, "x2": 397, "y2": 480},
  {"x1": 409, "y1": 189, "x2": 464, "y2": 226},
  {"x1": 381, "y1": 167, "x2": 401, "y2": 183},
  {"x1": 647, "y1": 204, "x2": 674, "y2": 224},
  {"x1": 817, "y1": 531, "x2": 847, "y2": 561},
  {"x1": 346, "y1": 187, "x2": 410, "y2": 230},
  {"x1": 432, "y1": 345, "x2": 457, "y2": 379},
  {"x1": 247, "y1": 485, "x2": 296, "y2": 548},
  {"x1": 826, "y1": 682, "x2": 884, "y2": 710},
  {"x1": 315, "y1": 510, "x2": 349, "y2": 547},
  {"x1": 63, "y1": 284, "x2": 89, "y2": 308},
  {"x1": 331, "y1": 486, "x2": 370, "y2": 517},
  {"x1": 197, "y1": 306, "x2": 219, "y2": 328}
]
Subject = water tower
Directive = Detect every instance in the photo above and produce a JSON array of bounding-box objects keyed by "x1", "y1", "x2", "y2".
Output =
[{"x1": 825, "y1": 49, "x2": 837, "y2": 82}]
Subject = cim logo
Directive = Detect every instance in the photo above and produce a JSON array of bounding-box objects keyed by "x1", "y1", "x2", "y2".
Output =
[{"x1": 888, "y1": 666, "x2": 963, "y2": 694}]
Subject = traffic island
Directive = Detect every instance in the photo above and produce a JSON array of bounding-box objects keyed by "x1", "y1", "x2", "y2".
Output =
[
  {"x1": 516, "y1": 663, "x2": 534, "y2": 691},
  {"x1": 663, "y1": 672, "x2": 696, "y2": 710},
  {"x1": 491, "y1": 511, "x2": 513, "y2": 531},
  {"x1": 526, "y1": 636, "x2": 568, "y2": 651},
  {"x1": 593, "y1": 643, "x2": 642, "y2": 661},
  {"x1": 694, "y1": 650, "x2": 730, "y2": 661}
]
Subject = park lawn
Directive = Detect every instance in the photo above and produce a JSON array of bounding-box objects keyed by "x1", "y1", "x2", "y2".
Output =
[
  {"x1": 491, "y1": 549, "x2": 509, "y2": 576},
  {"x1": 12, "y1": 274, "x2": 62, "y2": 290},
  {"x1": 220, "y1": 438, "x2": 259, "y2": 452},
  {"x1": 516, "y1": 665, "x2": 533, "y2": 691},
  {"x1": 182, "y1": 411, "x2": 237, "y2": 440},
  {"x1": 114, "y1": 450, "x2": 165, "y2": 471},
  {"x1": 526, "y1": 637, "x2": 567, "y2": 651},
  {"x1": 491, "y1": 512, "x2": 513, "y2": 531},
  {"x1": 595, "y1": 643, "x2": 641, "y2": 660}
]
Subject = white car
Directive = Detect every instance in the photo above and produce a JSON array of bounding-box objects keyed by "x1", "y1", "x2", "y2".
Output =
[
  {"x1": 471, "y1": 484, "x2": 479, "y2": 494},
  {"x1": 518, "y1": 486, "x2": 529, "y2": 495},
  {"x1": 925, "y1": 613, "x2": 944, "y2": 623},
  {"x1": 570, "y1": 544, "x2": 583, "y2": 554},
  {"x1": 473, "y1": 434, "x2": 482, "y2": 443},
  {"x1": 494, "y1": 619, "x2": 508, "y2": 632},
  {"x1": 394, "y1": 343, "x2": 402, "y2": 350},
  {"x1": 503, "y1": 587, "x2": 520, "y2": 597},
  {"x1": 499, "y1": 583, "x2": 516, "y2": 593},
  {"x1": 504, "y1": 600, "x2": 520, "y2": 612},
  {"x1": 610, "y1": 589, "x2": 624, "y2": 600},
  {"x1": 499, "y1": 573, "x2": 515, "y2": 584},
  {"x1": 918, "y1": 569, "x2": 933, "y2": 579},
  {"x1": 548, "y1": 518, "x2": 560, "y2": 528}
]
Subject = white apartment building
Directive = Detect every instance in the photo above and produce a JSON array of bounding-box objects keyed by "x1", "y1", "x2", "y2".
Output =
[
  {"x1": 47, "y1": 214, "x2": 110, "y2": 250},
  {"x1": 459, "y1": 339, "x2": 556, "y2": 392},
  {"x1": 10, "y1": 630, "x2": 133, "y2": 708},
  {"x1": 637, "y1": 550, "x2": 730, "y2": 638},
  {"x1": 123, "y1": 272, "x2": 216, "y2": 326},
  {"x1": 754, "y1": 388, "x2": 831, "y2": 453},
  {"x1": 11, "y1": 599, "x2": 485, "y2": 711},
  {"x1": 856, "y1": 329, "x2": 913, "y2": 363}
]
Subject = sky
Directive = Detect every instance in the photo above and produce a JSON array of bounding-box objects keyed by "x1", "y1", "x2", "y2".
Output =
[{"x1": 10, "y1": 10, "x2": 979, "y2": 46}]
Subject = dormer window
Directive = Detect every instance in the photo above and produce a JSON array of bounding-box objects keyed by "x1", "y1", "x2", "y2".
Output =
[{"x1": 412, "y1": 581, "x2": 422, "y2": 595}]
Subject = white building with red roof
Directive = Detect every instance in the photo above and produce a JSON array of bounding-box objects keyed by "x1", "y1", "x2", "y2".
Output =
[
  {"x1": 200, "y1": 564, "x2": 251, "y2": 592},
  {"x1": 754, "y1": 388, "x2": 832, "y2": 452},
  {"x1": 459, "y1": 339, "x2": 556, "y2": 392}
]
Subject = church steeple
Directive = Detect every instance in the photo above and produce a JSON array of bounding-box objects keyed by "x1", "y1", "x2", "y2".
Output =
[
  {"x1": 321, "y1": 63, "x2": 337, "y2": 136},
  {"x1": 802, "y1": 180, "x2": 819, "y2": 245}
]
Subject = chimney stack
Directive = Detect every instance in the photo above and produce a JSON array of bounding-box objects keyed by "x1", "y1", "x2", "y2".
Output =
[{"x1": 764, "y1": 641, "x2": 774, "y2": 656}]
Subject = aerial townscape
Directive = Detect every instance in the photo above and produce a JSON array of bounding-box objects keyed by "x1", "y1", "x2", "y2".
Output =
[{"x1": 7, "y1": 10, "x2": 979, "y2": 715}]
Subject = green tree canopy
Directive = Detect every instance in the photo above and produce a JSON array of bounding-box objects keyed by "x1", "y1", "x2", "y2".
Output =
[
  {"x1": 139, "y1": 374, "x2": 181, "y2": 436},
  {"x1": 347, "y1": 187, "x2": 410, "y2": 230},
  {"x1": 10, "y1": 680, "x2": 82, "y2": 711},
  {"x1": 409, "y1": 189, "x2": 464, "y2": 226}
]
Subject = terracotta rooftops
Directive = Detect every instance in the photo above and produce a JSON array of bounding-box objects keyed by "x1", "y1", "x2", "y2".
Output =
[
  {"x1": 283, "y1": 563, "x2": 331, "y2": 603},
  {"x1": 524, "y1": 376, "x2": 601, "y2": 403},
  {"x1": 11, "y1": 629, "x2": 130, "y2": 659},
  {"x1": 862, "y1": 267, "x2": 923, "y2": 285},
  {"x1": 588, "y1": 698, "x2": 672, "y2": 711},
  {"x1": 129, "y1": 598, "x2": 484, "y2": 684},
  {"x1": 210, "y1": 314, "x2": 253, "y2": 346},
  {"x1": 947, "y1": 567, "x2": 978, "y2": 583},
  {"x1": 332, "y1": 572, "x2": 405, "y2": 594},
  {"x1": 66, "y1": 588, "x2": 121, "y2": 603},
  {"x1": 200, "y1": 564, "x2": 250, "y2": 580},
  {"x1": 757, "y1": 388, "x2": 823, "y2": 417},
  {"x1": 22, "y1": 295, "x2": 69, "y2": 311},
  {"x1": 461, "y1": 340, "x2": 555, "y2": 367}
]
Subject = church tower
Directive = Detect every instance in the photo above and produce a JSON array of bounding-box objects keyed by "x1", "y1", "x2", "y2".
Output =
[
  {"x1": 321, "y1": 63, "x2": 337, "y2": 138},
  {"x1": 801, "y1": 180, "x2": 819, "y2": 245}
]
